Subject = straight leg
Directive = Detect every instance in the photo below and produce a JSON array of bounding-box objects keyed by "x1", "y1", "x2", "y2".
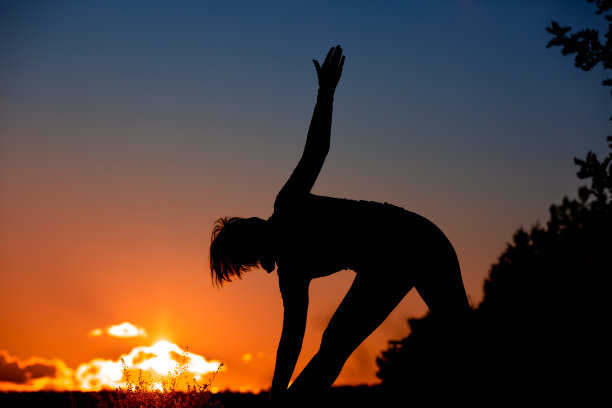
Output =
[{"x1": 288, "y1": 271, "x2": 414, "y2": 396}]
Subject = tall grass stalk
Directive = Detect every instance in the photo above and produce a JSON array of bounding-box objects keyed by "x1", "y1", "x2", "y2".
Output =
[{"x1": 96, "y1": 348, "x2": 222, "y2": 408}]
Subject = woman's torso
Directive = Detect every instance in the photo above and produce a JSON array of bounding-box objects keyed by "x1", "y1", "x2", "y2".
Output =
[{"x1": 269, "y1": 194, "x2": 454, "y2": 280}]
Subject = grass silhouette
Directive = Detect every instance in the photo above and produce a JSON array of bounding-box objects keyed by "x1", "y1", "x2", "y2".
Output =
[{"x1": 93, "y1": 347, "x2": 222, "y2": 408}]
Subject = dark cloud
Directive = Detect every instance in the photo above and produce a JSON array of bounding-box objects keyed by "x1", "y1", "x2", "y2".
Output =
[
  {"x1": 0, "y1": 351, "x2": 27, "y2": 383},
  {"x1": 0, "y1": 350, "x2": 58, "y2": 384},
  {"x1": 24, "y1": 362, "x2": 57, "y2": 380}
]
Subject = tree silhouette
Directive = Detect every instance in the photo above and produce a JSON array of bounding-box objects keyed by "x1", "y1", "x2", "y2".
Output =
[
  {"x1": 481, "y1": 142, "x2": 612, "y2": 332},
  {"x1": 483, "y1": 0, "x2": 612, "y2": 346},
  {"x1": 377, "y1": 1, "x2": 612, "y2": 402},
  {"x1": 376, "y1": 143, "x2": 611, "y2": 402},
  {"x1": 547, "y1": 0, "x2": 612, "y2": 106}
]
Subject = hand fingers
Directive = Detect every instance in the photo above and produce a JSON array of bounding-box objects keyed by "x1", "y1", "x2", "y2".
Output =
[
  {"x1": 330, "y1": 45, "x2": 342, "y2": 66},
  {"x1": 323, "y1": 46, "x2": 335, "y2": 66},
  {"x1": 325, "y1": 45, "x2": 343, "y2": 71},
  {"x1": 313, "y1": 59, "x2": 322, "y2": 76},
  {"x1": 319, "y1": 45, "x2": 344, "y2": 79}
]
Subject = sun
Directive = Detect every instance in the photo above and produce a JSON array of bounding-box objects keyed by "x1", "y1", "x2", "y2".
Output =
[{"x1": 76, "y1": 340, "x2": 221, "y2": 391}]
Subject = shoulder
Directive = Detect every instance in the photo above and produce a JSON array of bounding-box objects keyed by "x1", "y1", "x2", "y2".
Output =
[{"x1": 273, "y1": 190, "x2": 311, "y2": 214}]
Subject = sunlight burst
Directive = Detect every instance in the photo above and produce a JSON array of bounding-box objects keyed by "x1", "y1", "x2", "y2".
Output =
[{"x1": 76, "y1": 340, "x2": 221, "y2": 391}]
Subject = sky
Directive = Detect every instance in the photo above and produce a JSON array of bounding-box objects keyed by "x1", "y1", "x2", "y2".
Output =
[{"x1": 1, "y1": 0, "x2": 610, "y2": 393}]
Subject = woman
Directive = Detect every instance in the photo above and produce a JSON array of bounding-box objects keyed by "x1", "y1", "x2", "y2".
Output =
[{"x1": 209, "y1": 45, "x2": 470, "y2": 402}]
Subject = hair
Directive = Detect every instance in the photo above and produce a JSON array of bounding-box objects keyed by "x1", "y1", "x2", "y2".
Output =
[{"x1": 209, "y1": 216, "x2": 263, "y2": 287}]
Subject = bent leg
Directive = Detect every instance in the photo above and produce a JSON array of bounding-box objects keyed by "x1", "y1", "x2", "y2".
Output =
[
  {"x1": 288, "y1": 271, "x2": 414, "y2": 396},
  {"x1": 415, "y1": 253, "x2": 470, "y2": 321},
  {"x1": 413, "y1": 255, "x2": 472, "y2": 394}
]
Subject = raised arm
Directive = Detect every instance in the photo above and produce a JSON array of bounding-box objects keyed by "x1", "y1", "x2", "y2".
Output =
[{"x1": 277, "y1": 46, "x2": 345, "y2": 200}]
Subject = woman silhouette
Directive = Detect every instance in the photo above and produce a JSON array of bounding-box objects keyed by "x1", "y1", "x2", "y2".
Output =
[{"x1": 209, "y1": 46, "x2": 470, "y2": 402}]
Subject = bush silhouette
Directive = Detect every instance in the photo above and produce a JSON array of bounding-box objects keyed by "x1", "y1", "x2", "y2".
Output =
[{"x1": 376, "y1": 138, "x2": 612, "y2": 404}]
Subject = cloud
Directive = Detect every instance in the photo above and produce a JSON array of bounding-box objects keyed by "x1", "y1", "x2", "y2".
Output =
[
  {"x1": 0, "y1": 341, "x2": 222, "y2": 392},
  {"x1": 76, "y1": 340, "x2": 221, "y2": 391},
  {"x1": 88, "y1": 322, "x2": 148, "y2": 338},
  {"x1": 0, "y1": 350, "x2": 76, "y2": 391},
  {"x1": 2, "y1": 321, "x2": 222, "y2": 392}
]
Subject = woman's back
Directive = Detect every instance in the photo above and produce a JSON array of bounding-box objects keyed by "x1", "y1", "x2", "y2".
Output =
[{"x1": 270, "y1": 193, "x2": 454, "y2": 278}]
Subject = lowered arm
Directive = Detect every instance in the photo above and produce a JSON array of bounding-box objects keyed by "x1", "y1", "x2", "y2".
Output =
[{"x1": 270, "y1": 275, "x2": 310, "y2": 399}]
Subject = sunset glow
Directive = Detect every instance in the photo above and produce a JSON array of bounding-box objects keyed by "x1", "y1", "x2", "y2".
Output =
[
  {"x1": 76, "y1": 340, "x2": 221, "y2": 391},
  {"x1": 0, "y1": 324, "x2": 221, "y2": 392}
]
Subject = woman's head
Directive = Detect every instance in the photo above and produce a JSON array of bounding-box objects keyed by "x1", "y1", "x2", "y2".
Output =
[{"x1": 209, "y1": 216, "x2": 267, "y2": 287}]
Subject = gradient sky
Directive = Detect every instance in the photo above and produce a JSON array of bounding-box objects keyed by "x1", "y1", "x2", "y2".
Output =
[{"x1": 1, "y1": 0, "x2": 610, "y2": 392}]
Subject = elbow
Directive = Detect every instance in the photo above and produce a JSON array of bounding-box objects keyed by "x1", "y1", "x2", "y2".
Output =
[{"x1": 303, "y1": 139, "x2": 329, "y2": 155}]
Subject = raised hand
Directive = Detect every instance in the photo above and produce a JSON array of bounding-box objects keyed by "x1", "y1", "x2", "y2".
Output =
[{"x1": 313, "y1": 45, "x2": 345, "y2": 94}]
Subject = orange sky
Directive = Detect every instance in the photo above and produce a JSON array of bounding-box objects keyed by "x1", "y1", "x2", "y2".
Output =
[{"x1": 0, "y1": 148, "x2": 496, "y2": 392}]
